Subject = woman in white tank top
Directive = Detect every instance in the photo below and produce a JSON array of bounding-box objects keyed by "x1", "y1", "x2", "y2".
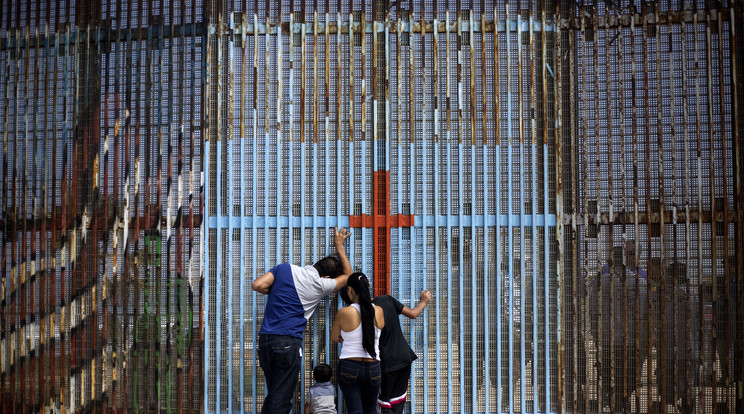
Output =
[{"x1": 330, "y1": 273, "x2": 385, "y2": 414}]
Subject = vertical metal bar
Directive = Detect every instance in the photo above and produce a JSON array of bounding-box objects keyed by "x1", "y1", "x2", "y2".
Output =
[
  {"x1": 250, "y1": 8, "x2": 258, "y2": 414},
  {"x1": 144, "y1": 16, "x2": 154, "y2": 410},
  {"x1": 361, "y1": 7, "x2": 367, "y2": 278},
  {"x1": 456, "y1": 3, "x2": 465, "y2": 412},
  {"x1": 419, "y1": 3, "x2": 428, "y2": 408},
  {"x1": 252, "y1": 6, "x2": 260, "y2": 411},
  {"x1": 480, "y1": 4, "x2": 490, "y2": 412},
  {"x1": 349, "y1": 7, "x2": 356, "y2": 260},
  {"x1": 263, "y1": 0, "x2": 272, "y2": 407},
  {"x1": 372, "y1": 0, "x2": 378, "y2": 293},
  {"x1": 580, "y1": 11, "x2": 592, "y2": 413},
  {"x1": 642, "y1": 6, "x2": 654, "y2": 412},
  {"x1": 705, "y1": 11, "x2": 718, "y2": 412},
  {"x1": 30, "y1": 25, "x2": 40, "y2": 410},
  {"x1": 506, "y1": 5, "x2": 514, "y2": 412},
  {"x1": 215, "y1": 15, "x2": 223, "y2": 411},
  {"x1": 337, "y1": 1, "x2": 343, "y2": 287},
  {"x1": 591, "y1": 13, "x2": 604, "y2": 412},
  {"x1": 667, "y1": 13, "x2": 679, "y2": 412},
  {"x1": 517, "y1": 11, "x2": 527, "y2": 413},
  {"x1": 529, "y1": 12, "x2": 538, "y2": 413},
  {"x1": 542, "y1": 6, "x2": 551, "y2": 411},
  {"x1": 432, "y1": 4, "x2": 442, "y2": 412},
  {"x1": 493, "y1": 6, "x2": 502, "y2": 413},
  {"x1": 444, "y1": 6, "x2": 453, "y2": 413},
  {"x1": 604, "y1": 12, "x2": 615, "y2": 413},
  {"x1": 468, "y1": 8, "x2": 477, "y2": 414},
  {"x1": 392, "y1": 0, "x2": 401, "y2": 406},
  {"x1": 729, "y1": 6, "x2": 743, "y2": 411},
  {"x1": 693, "y1": 12, "x2": 705, "y2": 410},
  {"x1": 566, "y1": 6, "x2": 579, "y2": 413},
  {"x1": 337, "y1": 3, "x2": 344, "y2": 384},
  {"x1": 288, "y1": 4, "x2": 295, "y2": 287},
  {"x1": 239, "y1": 11, "x2": 247, "y2": 414},
  {"x1": 227, "y1": 13, "x2": 235, "y2": 414},
  {"x1": 653, "y1": 8, "x2": 667, "y2": 410},
  {"x1": 716, "y1": 9, "x2": 732, "y2": 409},
  {"x1": 629, "y1": 14, "x2": 642, "y2": 414},
  {"x1": 324, "y1": 4, "x2": 331, "y2": 363},
  {"x1": 40, "y1": 23, "x2": 51, "y2": 412},
  {"x1": 202, "y1": 16, "x2": 211, "y2": 411},
  {"x1": 616, "y1": 15, "x2": 628, "y2": 412},
  {"x1": 191, "y1": 0, "x2": 202, "y2": 405},
  {"x1": 110, "y1": 7, "x2": 120, "y2": 404},
  {"x1": 0, "y1": 30, "x2": 10, "y2": 414},
  {"x1": 6, "y1": 30, "x2": 17, "y2": 411},
  {"x1": 309, "y1": 7, "x2": 319, "y2": 367},
  {"x1": 62, "y1": 25, "x2": 72, "y2": 411},
  {"x1": 680, "y1": 12, "x2": 693, "y2": 413},
  {"x1": 409, "y1": 5, "x2": 417, "y2": 409},
  {"x1": 20, "y1": 25, "x2": 30, "y2": 413},
  {"x1": 394, "y1": 2, "x2": 403, "y2": 407},
  {"x1": 278, "y1": 1, "x2": 284, "y2": 271},
  {"x1": 21, "y1": 25, "x2": 31, "y2": 413},
  {"x1": 314, "y1": 7, "x2": 319, "y2": 147}
]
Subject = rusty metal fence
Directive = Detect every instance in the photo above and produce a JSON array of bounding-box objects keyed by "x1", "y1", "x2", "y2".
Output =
[
  {"x1": 560, "y1": 2, "x2": 743, "y2": 413},
  {"x1": 0, "y1": 0, "x2": 742, "y2": 413},
  {"x1": 0, "y1": 0, "x2": 206, "y2": 412}
]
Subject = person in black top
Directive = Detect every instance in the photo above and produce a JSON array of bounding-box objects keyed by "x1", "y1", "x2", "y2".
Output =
[{"x1": 372, "y1": 290, "x2": 431, "y2": 414}]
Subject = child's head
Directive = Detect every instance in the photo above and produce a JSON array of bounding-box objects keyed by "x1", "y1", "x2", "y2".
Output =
[{"x1": 313, "y1": 363, "x2": 333, "y2": 383}]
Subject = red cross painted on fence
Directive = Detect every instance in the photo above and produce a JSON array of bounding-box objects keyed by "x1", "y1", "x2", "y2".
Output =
[{"x1": 348, "y1": 170, "x2": 415, "y2": 296}]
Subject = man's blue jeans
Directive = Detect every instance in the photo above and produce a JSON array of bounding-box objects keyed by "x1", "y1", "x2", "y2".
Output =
[
  {"x1": 258, "y1": 334, "x2": 303, "y2": 414},
  {"x1": 337, "y1": 359, "x2": 381, "y2": 414}
]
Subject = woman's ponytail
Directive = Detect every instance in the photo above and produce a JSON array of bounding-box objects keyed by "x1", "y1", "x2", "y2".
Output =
[{"x1": 347, "y1": 272, "x2": 376, "y2": 359}]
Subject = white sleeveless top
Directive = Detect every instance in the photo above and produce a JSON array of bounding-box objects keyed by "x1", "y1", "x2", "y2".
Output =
[{"x1": 339, "y1": 303, "x2": 381, "y2": 360}]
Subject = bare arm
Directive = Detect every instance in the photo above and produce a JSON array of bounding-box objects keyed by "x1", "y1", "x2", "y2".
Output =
[
  {"x1": 251, "y1": 271, "x2": 274, "y2": 295},
  {"x1": 401, "y1": 289, "x2": 432, "y2": 319},
  {"x1": 374, "y1": 305, "x2": 385, "y2": 330},
  {"x1": 304, "y1": 400, "x2": 311, "y2": 414},
  {"x1": 330, "y1": 307, "x2": 349, "y2": 343},
  {"x1": 332, "y1": 226, "x2": 353, "y2": 292}
]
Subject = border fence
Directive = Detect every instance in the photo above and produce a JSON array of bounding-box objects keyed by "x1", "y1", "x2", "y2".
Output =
[{"x1": 0, "y1": 1, "x2": 742, "y2": 413}]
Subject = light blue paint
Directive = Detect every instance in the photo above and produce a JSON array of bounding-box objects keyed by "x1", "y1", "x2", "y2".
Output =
[
  {"x1": 458, "y1": 141, "x2": 464, "y2": 414},
  {"x1": 361, "y1": 140, "x2": 367, "y2": 277},
  {"x1": 235, "y1": 18, "x2": 556, "y2": 36},
  {"x1": 434, "y1": 140, "x2": 441, "y2": 414},
  {"x1": 496, "y1": 142, "x2": 502, "y2": 414},
  {"x1": 203, "y1": 138, "x2": 211, "y2": 413},
  {"x1": 469, "y1": 14, "x2": 477, "y2": 412},
  {"x1": 251, "y1": 16, "x2": 259, "y2": 405},
  {"x1": 215, "y1": 118, "x2": 222, "y2": 414},
  {"x1": 227, "y1": 129, "x2": 234, "y2": 414},
  {"x1": 207, "y1": 213, "x2": 556, "y2": 228},
  {"x1": 484, "y1": 143, "x2": 491, "y2": 412},
  {"x1": 544, "y1": 143, "x2": 551, "y2": 410}
]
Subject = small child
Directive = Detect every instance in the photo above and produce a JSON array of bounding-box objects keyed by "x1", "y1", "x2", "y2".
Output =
[{"x1": 304, "y1": 363, "x2": 337, "y2": 414}]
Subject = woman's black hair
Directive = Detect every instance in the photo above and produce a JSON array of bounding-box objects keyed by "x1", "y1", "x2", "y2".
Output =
[{"x1": 347, "y1": 272, "x2": 376, "y2": 359}]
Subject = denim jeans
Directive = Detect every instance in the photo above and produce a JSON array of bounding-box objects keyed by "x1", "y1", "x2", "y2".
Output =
[
  {"x1": 258, "y1": 334, "x2": 303, "y2": 414},
  {"x1": 337, "y1": 359, "x2": 381, "y2": 414}
]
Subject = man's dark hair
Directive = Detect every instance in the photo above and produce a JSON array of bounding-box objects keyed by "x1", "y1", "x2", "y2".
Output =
[
  {"x1": 314, "y1": 256, "x2": 342, "y2": 278},
  {"x1": 313, "y1": 363, "x2": 333, "y2": 383}
]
